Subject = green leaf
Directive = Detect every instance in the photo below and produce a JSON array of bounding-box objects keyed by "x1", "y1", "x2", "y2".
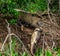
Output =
[
  {"x1": 35, "y1": 48, "x2": 42, "y2": 56},
  {"x1": 0, "y1": 52, "x2": 2, "y2": 56},
  {"x1": 56, "y1": 54, "x2": 60, "y2": 56},
  {"x1": 22, "y1": 52, "x2": 27, "y2": 56},
  {"x1": 45, "y1": 50, "x2": 52, "y2": 56}
]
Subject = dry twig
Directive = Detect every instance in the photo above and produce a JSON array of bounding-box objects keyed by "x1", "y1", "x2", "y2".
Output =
[{"x1": 1, "y1": 19, "x2": 31, "y2": 56}]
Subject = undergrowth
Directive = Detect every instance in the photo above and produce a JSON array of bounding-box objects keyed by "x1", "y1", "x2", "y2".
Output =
[{"x1": 0, "y1": 37, "x2": 60, "y2": 56}]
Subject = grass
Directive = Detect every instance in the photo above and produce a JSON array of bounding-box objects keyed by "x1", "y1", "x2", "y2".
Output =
[{"x1": 0, "y1": 37, "x2": 60, "y2": 56}]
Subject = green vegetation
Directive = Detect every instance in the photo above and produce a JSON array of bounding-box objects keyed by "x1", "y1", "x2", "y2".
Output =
[
  {"x1": 9, "y1": 19, "x2": 17, "y2": 25},
  {"x1": 22, "y1": 0, "x2": 47, "y2": 13},
  {"x1": 45, "y1": 50, "x2": 53, "y2": 56},
  {"x1": 0, "y1": 0, "x2": 59, "y2": 24},
  {"x1": 0, "y1": 0, "x2": 47, "y2": 13},
  {"x1": 0, "y1": 38, "x2": 60, "y2": 56},
  {"x1": 0, "y1": 0, "x2": 58, "y2": 13}
]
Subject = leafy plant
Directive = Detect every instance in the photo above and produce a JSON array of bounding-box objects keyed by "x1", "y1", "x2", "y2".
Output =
[
  {"x1": 35, "y1": 48, "x2": 43, "y2": 56},
  {"x1": 45, "y1": 50, "x2": 53, "y2": 56},
  {"x1": 22, "y1": 0, "x2": 47, "y2": 13},
  {"x1": 22, "y1": 52, "x2": 28, "y2": 56},
  {"x1": 56, "y1": 54, "x2": 60, "y2": 56},
  {"x1": 9, "y1": 19, "x2": 17, "y2": 25},
  {"x1": 0, "y1": 52, "x2": 2, "y2": 56}
]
